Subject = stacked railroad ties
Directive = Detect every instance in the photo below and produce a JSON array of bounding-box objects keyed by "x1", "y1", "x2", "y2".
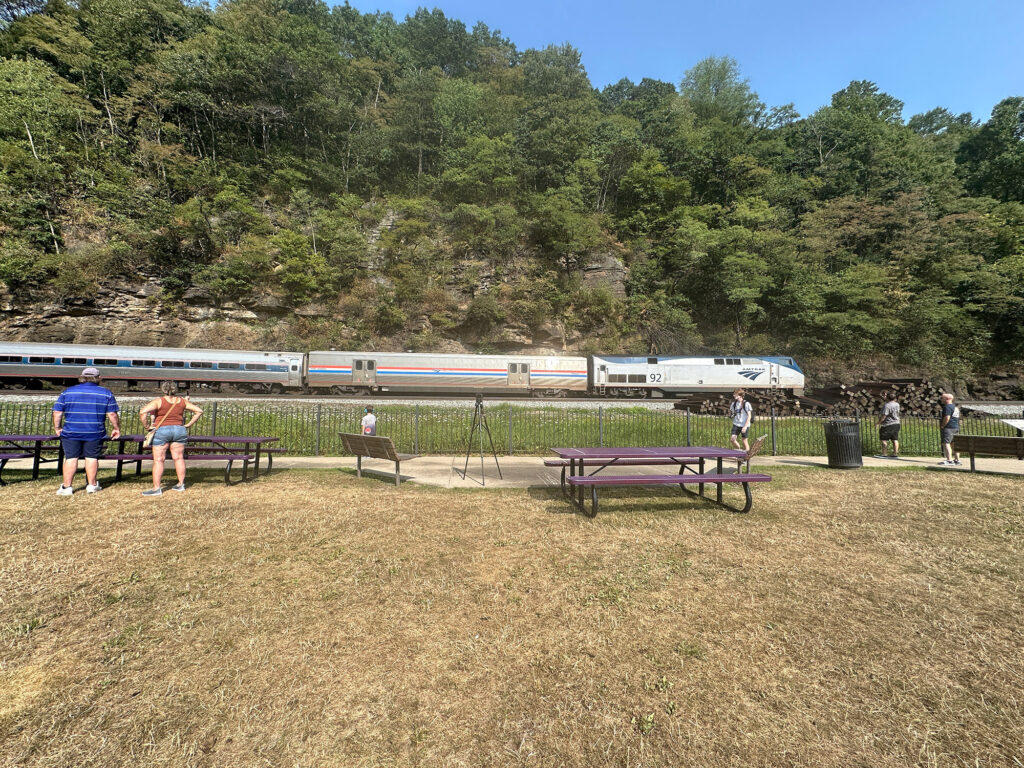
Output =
[{"x1": 674, "y1": 379, "x2": 948, "y2": 418}]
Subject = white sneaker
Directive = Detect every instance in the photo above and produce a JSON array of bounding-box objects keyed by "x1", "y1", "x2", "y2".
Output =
[
  {"x1": 86, "y1": 483, "x2": 102, "y2": 493},
  {"x1": 56, "y1": 485, "x2": 73, "y2": 496},
  {"x1": 938, "y1": 460, "x2": 954, "y2": 466}
]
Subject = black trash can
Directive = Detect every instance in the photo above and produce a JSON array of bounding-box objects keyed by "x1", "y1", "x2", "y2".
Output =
[{"x1": 823, "y1": 418, "x2": 863, "y2": 469}]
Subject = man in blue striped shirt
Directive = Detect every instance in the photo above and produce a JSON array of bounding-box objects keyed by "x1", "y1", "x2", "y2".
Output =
[{"x1": 52, "y1": 367, "x2": 121, "y2": 495}]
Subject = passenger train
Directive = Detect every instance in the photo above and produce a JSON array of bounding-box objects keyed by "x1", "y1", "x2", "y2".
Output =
[{"x1": 0, "y1": 342, "x2": 805, "y2": 397}]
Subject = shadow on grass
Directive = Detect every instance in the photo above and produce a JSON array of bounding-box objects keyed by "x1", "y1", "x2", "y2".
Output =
[{"x1": 336, "y1": 465, "x2": 414, "y2": 486}]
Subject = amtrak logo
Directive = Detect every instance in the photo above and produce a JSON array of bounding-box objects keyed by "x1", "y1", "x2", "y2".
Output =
[{"x1": 738, "y1": 369, "x2": 764, "y2": 381}]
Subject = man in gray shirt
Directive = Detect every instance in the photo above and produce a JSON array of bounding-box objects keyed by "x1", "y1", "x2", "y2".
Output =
[{"x1": 876, "y1": 391, "x2": 901, "y2": 458}]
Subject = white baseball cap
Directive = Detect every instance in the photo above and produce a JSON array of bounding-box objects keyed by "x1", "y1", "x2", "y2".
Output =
[{"x1": 81, "y1": 367, "x2": 100, "y2": 376}]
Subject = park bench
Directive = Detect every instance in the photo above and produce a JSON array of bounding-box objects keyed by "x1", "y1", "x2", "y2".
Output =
[
  {"x1": 951, "y1": 435, "x2": 1024, "y2": 472},
  {"x1": 568, "y1": 471, "x2": 773, "y2": 516},
  {"x1": 339, "y1": 433, "x2": 419, "y2": 486}
]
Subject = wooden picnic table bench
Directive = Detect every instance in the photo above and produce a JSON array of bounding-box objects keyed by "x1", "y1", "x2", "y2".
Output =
[
  {"x1": 339, "y1": 433, "x2": 419, "y2": 486},
  {"x1": 951, "y1": 435, "x2": 1024, "y2": 472}
]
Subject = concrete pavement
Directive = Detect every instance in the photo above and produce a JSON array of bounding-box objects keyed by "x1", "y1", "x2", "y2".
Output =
[{"x1": 5, "y1": 453, "x2": 1023, "y2": 490}]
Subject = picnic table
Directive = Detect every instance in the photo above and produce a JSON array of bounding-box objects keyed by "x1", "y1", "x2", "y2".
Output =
[
  {"x1": 0, "y1": 434, "x2": 62, "y2": 485},
  {"x1": 109, "y1": 435, "x2": 282, "y2": 484},
  {"x1": 550, "y1": 446, "x2": 772, "y2": 516}
]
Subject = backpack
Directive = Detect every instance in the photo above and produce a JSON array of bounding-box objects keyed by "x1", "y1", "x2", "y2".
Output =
[{"x1": 730, "y1": 400, "x2": 754, "y2": 423}]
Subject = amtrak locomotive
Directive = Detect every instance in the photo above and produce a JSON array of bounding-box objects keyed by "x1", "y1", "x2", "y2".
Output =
[{"x1": 0, "y1": 342, "x2": 804, "y2": 397}]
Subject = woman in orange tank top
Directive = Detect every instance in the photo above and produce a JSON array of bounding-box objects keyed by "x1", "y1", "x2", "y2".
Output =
[{"x1": 138, "y1": 381, "x2": 204, "y2": 495}]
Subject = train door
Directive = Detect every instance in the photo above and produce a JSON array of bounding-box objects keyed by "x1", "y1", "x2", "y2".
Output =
[
  {"x1": 353, "y1": 359, "x2": 377, "y2": 385},
  {"x1": 507, "y1": 362, "x2": 530, "y2": 388},
  {"x1": 286, "y1": 357, "x2": 303, "y2": 387},
  {"x1": 769, "y1": 362, "x2": 779, "y2": 389}
]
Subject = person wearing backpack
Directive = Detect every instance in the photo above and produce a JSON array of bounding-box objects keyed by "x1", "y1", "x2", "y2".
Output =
[{"x1": 728, "y1": 389, "x2": 753, "y2": 451}]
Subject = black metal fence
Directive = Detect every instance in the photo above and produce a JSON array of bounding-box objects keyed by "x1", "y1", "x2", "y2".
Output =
[{"x1": 3, "y1": 399, "x2": 1020, "y2": 457}]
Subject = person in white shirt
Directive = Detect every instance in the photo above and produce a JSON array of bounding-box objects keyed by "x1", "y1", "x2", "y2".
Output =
[
  {"x1": 728, "y1": 389, "x2": 752, "y2": 451},
  {"x1": 360, "y1": 406, "x2": 376, "y2": 436}
]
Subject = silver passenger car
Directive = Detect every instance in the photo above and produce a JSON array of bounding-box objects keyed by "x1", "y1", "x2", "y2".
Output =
[
  {"x1": 307, "y1": 351, "x2": 590, "y2": 395},
  {"x1": 0, "y1": 342, "x2": 305, "y2": 392}
]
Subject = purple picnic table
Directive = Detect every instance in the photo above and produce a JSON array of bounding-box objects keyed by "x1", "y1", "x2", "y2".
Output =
[
  {"x1": 117, "y1": 434, "x2": 280, "y2": 482},
  {"x1": 550, "y1": 445, "x2": 763, "y2": 515}
]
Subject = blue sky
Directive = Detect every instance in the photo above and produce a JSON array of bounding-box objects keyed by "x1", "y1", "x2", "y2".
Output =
[{"x1": 340, "y1": 0, "x2": 1024, "y2": 122}]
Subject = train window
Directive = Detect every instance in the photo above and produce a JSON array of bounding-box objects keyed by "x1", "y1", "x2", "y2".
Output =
[
  {"x1": 29, "y1": 356, "x2": 56, "y2": 364},
  {"x1": 244, "y1": 363, "x2": 267, "y2": 371},
  {"x1": 93, "y1": 358, "x2": 118, "y2": 366},
  {"x1": 367, "y1": 361, "x2": 375, "y2": 370},
  {"x1": 647, "y1": 357, "x2": 658, "y2": 365},
  {"x1": 608, "y1": 374, "x2": 627, "y2": 383},
  {"x1": 189, "y1": 361, "x2": 213, "y2": 369},
  {"x1": 714, "y1": 359, "x2": 724, "y2": 365},
  {"x1": 218, "y1": 363, "x2": 240, "y2": 370},
  {"x1": 291, "y1": 364, "x2": 299, "y2": 372},
  {"x1": 0, "y1": 355, "x2": 22, "y2": 363},
  {"x1": 161, "y1": 361, "x2": 185, "y2": 368},
  {"x1": 628, "y1": 374, "x2": 647, "y2": 384},
  {"x1": 729, "y1": 358, "x2": 741, "y2": 365},
  {"x1": 62, "y1": 357, "x2": 88, "y2": 365},
  {"x1": 131, "y1": 360, "x2": 156, "y2": 367},
  {"x1": 354, "y1": 361, "x2": 363, "y2": 371}
]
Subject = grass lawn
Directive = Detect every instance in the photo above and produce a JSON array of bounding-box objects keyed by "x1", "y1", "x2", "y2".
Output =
[{"x1": 1, "y1": 467, "x2": 1022, "y2": 767}]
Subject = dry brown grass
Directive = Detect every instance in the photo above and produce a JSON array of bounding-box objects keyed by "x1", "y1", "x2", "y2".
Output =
[{"x1": 1, "y1": 467, "x2": 1023, "y2": 767}]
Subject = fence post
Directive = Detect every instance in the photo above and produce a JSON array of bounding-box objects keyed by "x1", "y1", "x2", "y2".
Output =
[
  {"x1": 508, "y1": 408, "x2": 513, "y2": 456},
  {"x1": 210, "y1": 401, "x2": 218, "y2": 436},
  {"x1": 770, "y1": 406, "x2": 777, "y2": 455},
  {"x1": 315, "y1": 402, "x2": 322, "y2": 456},
  {"x1": 599, "y1": 406, "x2": 604, "y2": 447},
  {"x1": 686, "y1": 408, "x2": 691, "y2": 447},
  {"x1": 415, "y1": 404, "x2": 420, "y2": 455}
]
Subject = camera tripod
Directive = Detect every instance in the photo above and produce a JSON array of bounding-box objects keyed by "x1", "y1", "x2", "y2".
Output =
[{"x1": 461, "y1": 394, "x2": 502, "y2": 486}]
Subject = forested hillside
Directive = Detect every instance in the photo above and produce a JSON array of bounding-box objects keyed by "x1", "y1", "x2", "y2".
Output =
[{"x1": 1, "y1": 0, "x2": 1023, "y2": 382}]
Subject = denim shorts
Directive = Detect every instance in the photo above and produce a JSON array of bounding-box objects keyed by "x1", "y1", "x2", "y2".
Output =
[
  {"x1": 62, "y1": 437, "x2": 104, "y2": 459},
  {"x1": 152, "y1": 425, "x2": 188, "y2": 446},
  {"x1": 940, "y1": 427, "x2": 957, "y2": 445},
  {"x1": 730, "y1": 424, "x2": 749, "y2": 437}
]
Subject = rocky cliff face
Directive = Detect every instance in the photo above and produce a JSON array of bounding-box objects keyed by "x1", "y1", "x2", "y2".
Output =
[
  {"x1": 0, "y1": 280, "x2": 271, "y2": 349},
  {"x1": 0, "y1": 248, "x2": 629, "y2": 354}
]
